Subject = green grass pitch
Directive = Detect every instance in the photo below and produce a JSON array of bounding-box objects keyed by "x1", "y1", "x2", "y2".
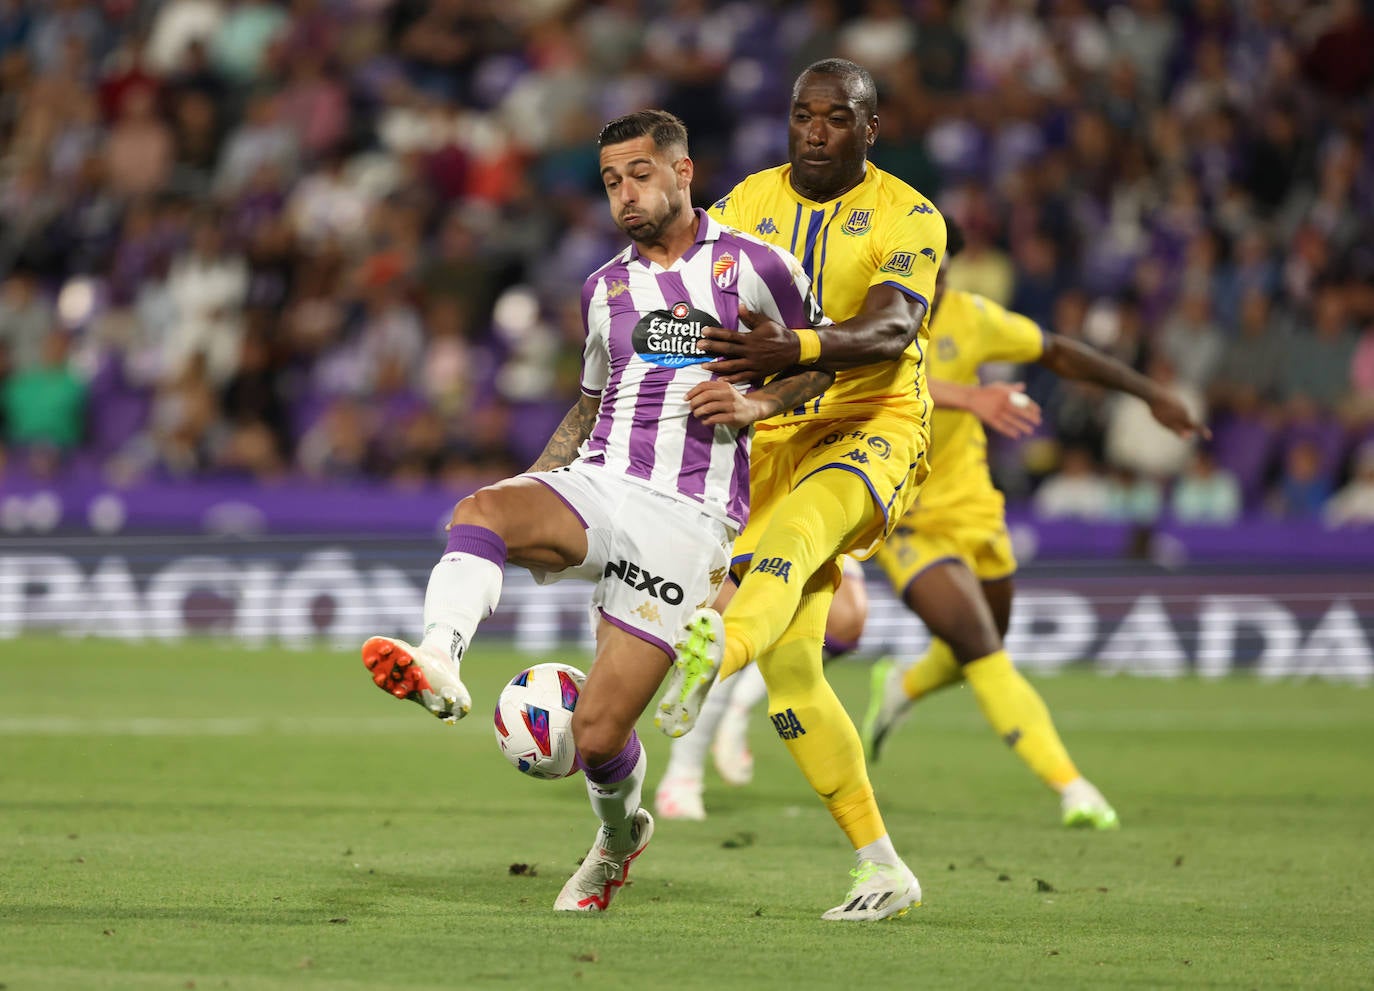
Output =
[{"x1": 2, "y1": 637, "x2": 1371, "y2": 990}]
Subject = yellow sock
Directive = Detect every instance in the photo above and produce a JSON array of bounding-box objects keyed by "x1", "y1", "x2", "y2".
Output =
[
  {"x1": 901, "y1": 638, "x2": 963, "y2": 701},
  {"x1": 964, "y1": 650, "x2": 1080, "y2": 791},
  {"x1": 720, "y1": 468, "x2": 873, "y2": 680},
  {"x1": 758, "y1": 572, "x2": 887, "y2": 849}
]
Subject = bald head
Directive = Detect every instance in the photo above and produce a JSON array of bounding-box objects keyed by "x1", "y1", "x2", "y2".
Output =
[{"x1": 793, "y1": 58, "x2": 878, "y2": 120}]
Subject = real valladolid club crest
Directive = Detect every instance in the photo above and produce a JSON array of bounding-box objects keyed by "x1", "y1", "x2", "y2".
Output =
[
  {"x1": 632, "y1": 302, "x2": 718, "y2": 368},
  {"x1": 713, "y1": 252, "x2": 737, "y2": 289}
]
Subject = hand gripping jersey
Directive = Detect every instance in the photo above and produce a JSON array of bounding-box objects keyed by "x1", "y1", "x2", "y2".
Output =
[
  {"x1": 709, "y1": 163, "x2": 946, "y2": 426},
  {"x1": 578, "y1": 208, "x2": 828, "y2": 530}
]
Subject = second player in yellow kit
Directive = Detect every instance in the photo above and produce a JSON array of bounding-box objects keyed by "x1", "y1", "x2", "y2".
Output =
[
  {"x1": 875, "y1": 288, "x2": 1043, "y2": 594},
  {"x1": 653, "y1": 59, "x2": 945, "y2": 922},
  {"x1": 863, "y1": 219, "x2": 1206, "y2": 828}
]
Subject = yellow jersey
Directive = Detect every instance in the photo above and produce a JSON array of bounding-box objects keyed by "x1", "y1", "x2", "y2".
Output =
[
  {"x1": 708, "y1": 163, "x2": 946, "y2": 426},
  {"x1": 914, "y1": 289, "x2": 1045, "y2": 521}
]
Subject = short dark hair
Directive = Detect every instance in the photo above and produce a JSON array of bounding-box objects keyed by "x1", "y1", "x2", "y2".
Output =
[
  {"x1": 795, "y1": 58, "x2": 879, "y2": 119},
  {"x1": 598, "y1": 110, "x2": 689, "y2": 153}
]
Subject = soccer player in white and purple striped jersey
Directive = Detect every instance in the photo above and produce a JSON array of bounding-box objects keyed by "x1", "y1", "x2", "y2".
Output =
[{"x1": 358, "y1": 109, "x2": 833, "y2": 913}]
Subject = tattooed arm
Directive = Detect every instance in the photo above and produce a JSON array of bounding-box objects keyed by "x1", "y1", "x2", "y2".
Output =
[
  {"x1": 528, "y1": 393, "x2": 601, "y2": 472},
  {"x1": 686, "y1": 366, "x2": 835, "y2": 428}
]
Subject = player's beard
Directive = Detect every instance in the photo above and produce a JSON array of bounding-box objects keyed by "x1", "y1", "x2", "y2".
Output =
[{"x1": 621, "y1": 198, "x2": 684, "y2": 246}]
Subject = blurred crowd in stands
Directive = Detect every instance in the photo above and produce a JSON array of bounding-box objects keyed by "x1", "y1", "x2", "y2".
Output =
[{"x1": 1, "y1": 0, "x2": 1373, "y2": 527}]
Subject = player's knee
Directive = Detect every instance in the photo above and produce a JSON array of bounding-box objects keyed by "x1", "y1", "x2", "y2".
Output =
[
  {"x1": 826, "y1": 584, "x2": 868, "y2": 646},
  {"x1": 451, "y1": 487, "x2": 503, "y2": 531},
  {"x1": 945, "y1": 622, "x2": 1002, "y2": 665},
  {"x1": 571, "y1": 707, "x2": 631, "y2": 768}
]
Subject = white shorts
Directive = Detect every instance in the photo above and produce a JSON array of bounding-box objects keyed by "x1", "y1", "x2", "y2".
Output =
[{"x1": 526, "y1": 461, "x2": 735, "y2": 659}]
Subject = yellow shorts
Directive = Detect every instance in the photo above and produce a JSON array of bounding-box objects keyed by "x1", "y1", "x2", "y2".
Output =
[
  {"x1": 873, "y1": 509, "x2": 1018, "y2": 600},
  {"x1": 732, "y1": 412, "x2": 930, "y2": 572}
]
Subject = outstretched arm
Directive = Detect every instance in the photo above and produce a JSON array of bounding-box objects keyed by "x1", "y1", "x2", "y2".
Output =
[
  {"x1": 1039, "y1": 334, "x2": 1209, "y2": 438},
  {"x1": 528, "y1": 393, "x2": 601, "y2": 472},
  {"x1": 697, "y1": 286, "x2": 926, "y2": 384},
  {"x1": 930, "y1": 379, "x2": 1042, "y2": 438},
  {"x1": 687, "y1": 366, "x2": 836, "y2": 428}
]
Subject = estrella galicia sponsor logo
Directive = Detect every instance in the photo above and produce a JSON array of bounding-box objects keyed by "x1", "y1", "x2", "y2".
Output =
[
  {"x1": 632, "y1": 302, "x2": 717, "y2": 368},
  {"x1": 751, "y1": 556, "x2": 792, "y2": 582},
  {"x1": 604, "y1": 559, "x2": 685, "y2": 604},
  {"x1": 770, "y1": 707, "x2": 806, "y2": 739},
  {"x1": 842, "y1": 208, "x2": 873, "y2": 236},
  {"x1": 908, "y1": 202, "x2": 935, "y2": 215},
  {"x1": 879, "y1": 251, "x2": 916, "y2": 276}
]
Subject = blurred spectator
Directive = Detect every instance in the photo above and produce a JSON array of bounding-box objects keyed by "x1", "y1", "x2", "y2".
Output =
[
  {"x1": 147, "y1": 0, "x2": 225, "y2": 76},
  {"x1": 1325, "y1": 444, "x2": 1374, "y2": 528},
  {"x1": 1033, "y1": 445, "x2": 1110, "y2": 521},
  {"x1": 214, "y1": 91, "x2": 298, "y2": 197},
  {"x1": 1208, "y1": 291, "x2": 1286, "y2": 417},
  {"x1": 1158, "y1": 289, "x2": 1224, "y2": 393},
  {"x1": 1281, "y1": 285, "x2": 1357, "y2": 417},
  {"x1": 0, "y1": 268, "x2": 52, "y2": 371},
  {"x1": 1, "y1": 327, "x2": 86, "y2": 454},
  {"x1": 1104, "y1": 466, "x2": 1162, "y2": 525},
  {"x1": 1272, "y1": 439, "x2": 1334, "y2": 520},
  {"x1": 1171, "y1": 449, "x2": 1242, "y2": 525},
  {"x1": 211, "y1": 0, "x2": 289, "y2": 83},
  {"x1": 162, "y1": 214, "x2": 249, "y2": 385},
  {"x1": 1104, "y1": 356, "x2": 1204, "y2": 480},
  {"x1": 105, "y1": 86, "x2": 175, "y2": 199}
]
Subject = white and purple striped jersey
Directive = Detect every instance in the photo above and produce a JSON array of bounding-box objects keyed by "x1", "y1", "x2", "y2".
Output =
[{"x1": 577, "y1": 208, "x2": 827, "y2": 530}]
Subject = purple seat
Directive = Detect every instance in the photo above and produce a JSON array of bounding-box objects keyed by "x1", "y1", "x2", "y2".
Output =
[
  {"x1": 87, "y1": 389, "x2": 151, "y2": 457},
  {"x1": 1282, "y1": 417, "x2": 1349, "y2": 482},
  {"x1": 1209, "y1": 413, "x2": 1276, "y2": 506},
  {"x1": 506, "y1": 400, "x2": 573, "y2": 467}
]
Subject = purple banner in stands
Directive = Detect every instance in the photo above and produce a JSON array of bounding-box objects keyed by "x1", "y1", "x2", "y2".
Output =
[{"x1": 4, "y1": 478, "x2": 1374, "y2": 564}]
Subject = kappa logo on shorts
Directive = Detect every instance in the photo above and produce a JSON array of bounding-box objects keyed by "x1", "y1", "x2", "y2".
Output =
[
  {"x1": 770, "y1": 708, "x2": 806, "y2": 740},
  {"x1": 604, "y1": 559, "x2": 685, "y2": 604},
  {"x1": 709, "y1": 566, "x2": 728, "y2": 588},
  {"x1": 751, "y1": 557, "x2": 792, "y2": 582},
  {"x1": 842, "y1": 449, "x2": 870, "y2": 465},
  {"x1": 632, "y1": 602, "x2": 663, "y2": 624}
]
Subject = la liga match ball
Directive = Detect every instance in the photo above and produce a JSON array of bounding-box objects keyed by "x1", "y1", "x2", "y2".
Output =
[{"x1": 493, "y1": 663, "x2": 585, "y2": 779}]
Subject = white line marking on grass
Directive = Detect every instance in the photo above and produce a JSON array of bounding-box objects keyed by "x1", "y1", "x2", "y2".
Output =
[{"x1": 0, "y1": 716, "x2": 439, "y2": 736}]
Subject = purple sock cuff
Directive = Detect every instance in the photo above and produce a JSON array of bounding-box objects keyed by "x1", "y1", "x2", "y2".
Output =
[
  {"x1": 823, "y1": 636, "x2": 858, "y2": 659},
  {"x1": 582, "y1": 732, "x2": 642, "y2": 785},
  {"x1": 444, "y1": 524, "x2": 507, "y2": 566}
]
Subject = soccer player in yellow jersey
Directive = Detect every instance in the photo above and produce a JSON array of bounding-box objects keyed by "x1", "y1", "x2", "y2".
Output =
[
  {"x1": 861, "y1": 218, "x2": 1207, "y2": 828},
  {"x1": 652, "y1": 58, "x2": 945, "y2": 921}
]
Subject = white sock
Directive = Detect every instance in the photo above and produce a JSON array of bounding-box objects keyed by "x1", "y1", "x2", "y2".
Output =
[
  {"x1": 855, "y1": 834, "x2": 900, "y2": 868},
  {"x1": 419, "y1": 552, "x2": 503, "y2": 666},
  {"x1": 661, "y1": 675, "x2": 733, "y2": 783},
  {"x1": 584, "y1": 738, "x2": 647, "y2": 853}
]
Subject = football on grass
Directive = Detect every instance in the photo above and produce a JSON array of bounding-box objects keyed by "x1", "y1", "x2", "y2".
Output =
[{"x1": 493, "y1": 663, "x2": 585, "y2": 779}]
